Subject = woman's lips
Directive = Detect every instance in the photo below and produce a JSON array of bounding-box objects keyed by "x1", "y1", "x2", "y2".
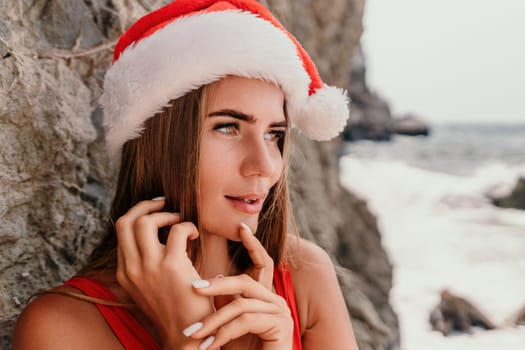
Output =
[{"x1": 225, "y1": 195, "x2": 264, "y2": 214}]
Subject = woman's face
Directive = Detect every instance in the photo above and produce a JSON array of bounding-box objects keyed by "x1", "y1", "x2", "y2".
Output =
[{"x1": 198, "y1": 76, "x2": 286, "y2": 241}]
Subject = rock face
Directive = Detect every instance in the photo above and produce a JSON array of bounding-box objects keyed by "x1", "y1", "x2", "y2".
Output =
[
  {"x1": 511, "y1": 304, "x2": 525, "y2": 326},
  {"x1": 429, "y1": 289, "x2": 496, "y2": 336},
  {"x1": 0, "y1": 1, "x2": 398, "y2": 349},
  {"x1": 492, "y1": 177, "x2": 525, "y2": 210},
  {"x1": 390, "y1": 114, "x2": 430, "y2": 137},
  {"x1": 343, "y1": 45, "x2": 430, "y2": 141},
  {"x1": 344, "y1": 46, "x2": 393, "y2": 141}
]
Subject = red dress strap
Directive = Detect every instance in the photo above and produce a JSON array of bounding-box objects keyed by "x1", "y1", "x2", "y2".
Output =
[
  {"x1": 273, "y1": 264, "x2": 302, "y2": 350},
  {"x1": 65, "y1": 267, "x2": 302, "y2": 350},
  {"x1": 65, "y1": 276, "x2": 160, "y2": 350}
]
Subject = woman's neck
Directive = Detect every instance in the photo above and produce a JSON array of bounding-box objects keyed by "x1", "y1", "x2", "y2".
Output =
[{"x1": 198, "y1": 233, "x2": 237, "y2": 279}]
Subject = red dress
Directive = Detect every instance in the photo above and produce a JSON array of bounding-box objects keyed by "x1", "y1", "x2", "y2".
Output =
[{"x1": 65, "y1": 264, "x2": 302, "y2": 350}]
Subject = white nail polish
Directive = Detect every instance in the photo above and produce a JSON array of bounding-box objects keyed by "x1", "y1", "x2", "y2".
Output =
[
  {"x1": 152, "y1": 196, "x2": 165, "y2": 201},
  {"x1": 199, "y1": 336, "x2": 215, "y2": 350},
  {"x1": 192, "y1": 279, "x2": 211, "y2": 288},
  {"x1": 182, "y1": 322, "x2": 203, "y2": 337},
  {"x1": 239, "y1": 222, "x2": 253, "y2": 235}
]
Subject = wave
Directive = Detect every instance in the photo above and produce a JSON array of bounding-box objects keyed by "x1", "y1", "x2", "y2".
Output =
[
  {"x1": 340, "y1": 155, "x2": 525, "y2": 350},
  {"x1": 340, "y1": 156, "x2": 525, "y2": 216}
]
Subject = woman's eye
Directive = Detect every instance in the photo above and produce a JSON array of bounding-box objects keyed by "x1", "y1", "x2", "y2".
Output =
[
  {"x1": 264, "y1": 130, "x2": 286, "y2": 142},
  {"x1": 214, "y1": 123, "x2": 239, "y2": 135}
]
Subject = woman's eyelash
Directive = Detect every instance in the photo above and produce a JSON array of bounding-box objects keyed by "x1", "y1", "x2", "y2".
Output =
[
  {"x1": 213, "y1": 123, "x2": 286, "y2": 141},
  {"x1": 265, "y1": 130, "x2": 286, "y2": 141},
  {"x1": 213, "y1": 122, "x2": 239, "y2": 134}
]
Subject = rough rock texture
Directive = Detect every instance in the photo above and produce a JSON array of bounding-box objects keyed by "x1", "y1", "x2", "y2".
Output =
[
  {"x1": 0, "y1": 1, "x2": 398, "y2": 349},
  {"x1": 289, "y1": 136, "x2": 398, "y2": 349},
  {"x1": 492, "y1": 177, "x2": 525, "y2": 211},
  {"x1": 429, "y1": 289, "x2": 496, "y2": 336}
]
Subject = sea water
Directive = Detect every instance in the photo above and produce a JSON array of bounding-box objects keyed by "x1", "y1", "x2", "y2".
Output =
[{"x1": 339, "y1": 123, "x2": 525, "y2": 349}]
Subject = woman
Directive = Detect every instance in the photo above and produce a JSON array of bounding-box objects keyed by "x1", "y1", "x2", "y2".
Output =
[{"x1": 13, "y1": 1, "x2": 358, "y2": 349}]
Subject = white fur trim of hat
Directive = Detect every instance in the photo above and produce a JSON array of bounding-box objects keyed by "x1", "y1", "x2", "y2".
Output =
[{"x1": 100, "y1": 0, "x2": 350, "y2": 162}]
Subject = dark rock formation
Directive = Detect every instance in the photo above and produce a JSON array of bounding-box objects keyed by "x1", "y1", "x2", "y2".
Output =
[
  {"x1": 510, "y1": 304, "x2": 525, "y2": 326},
  {"x1": 343, "y1": 45, "x2": 431, "y2": 141},
  {"x1": 390, "y1": 114, "x2": 430, "y2": 137},
  {"x1": 290, "y1": 136, "x2": 398, "y2": 350},
  {"x1": 344, "y1": 45, "x2": 393, "y2": 141},
  {"x1": 429, "y1": 289, "x2": 496, "y2": 336},
  {"x1": 492, "y1": 177, "x2": 525, "y2": 210},
  {"x1": 0, "y1": 1, "x2": 399, "y2": 349}
]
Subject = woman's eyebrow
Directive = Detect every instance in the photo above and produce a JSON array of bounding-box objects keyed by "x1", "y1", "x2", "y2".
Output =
[
  {"x1": 207, "y1": 109, "x2": 288, "y2": 127},
  {"x1": 208, "y1": 109, "x2": 256, "y2": 123},
  {"x1": 270, "y1": 120, "x2": 288, "y2": 128}
]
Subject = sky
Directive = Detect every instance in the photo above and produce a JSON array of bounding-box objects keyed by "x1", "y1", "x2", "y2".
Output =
[{"x1": 361, "y1": 0, "x2": 525, "y2": 124}]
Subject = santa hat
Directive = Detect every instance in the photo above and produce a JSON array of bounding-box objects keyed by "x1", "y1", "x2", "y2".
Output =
[{"x1": 101, "y1": 0, "x2": 350, "y2": 161}]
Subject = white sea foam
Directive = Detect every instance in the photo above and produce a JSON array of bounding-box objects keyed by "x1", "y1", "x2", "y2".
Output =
[{"x1": 340, "y1": 154, "x2": 525, "y2": 349}]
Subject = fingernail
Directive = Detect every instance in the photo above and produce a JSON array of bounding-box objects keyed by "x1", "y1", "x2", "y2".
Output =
[
  {"x1": 152, "y1": 196, "x2": 165, "y2": 201},
  {"x1": 199, "y1": 336, "x2": 215, "y2": 350},
  {"x1": 182, "y1": 322, "x2": 203, "y2": 337},
  {"x1": 215, "y1": 274, "x2": 224, "y2": 278},
  {"x1": 192, "y1": 279, "x2": 210, "y2": 288},
  {"x1": 239, "y1": 222, "x2": 253, "y2": 235}
]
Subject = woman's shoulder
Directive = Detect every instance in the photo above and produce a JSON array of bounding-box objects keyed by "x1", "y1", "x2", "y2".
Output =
[
  {"x1": 284, "y1": 235, "x2": 337, "y2": 293},
  {"x1": 285, "y1": 235, "x2": 334, "y2": 272},
  {"x1": 283, "y1": 235, "x2": 338, "y2": 329},
  {"x1": 283, "y1": 235, "x2": 357, "y2": 348},
  {"x1": 12, "y1": 284, "x2": 120, "y2": 350}
]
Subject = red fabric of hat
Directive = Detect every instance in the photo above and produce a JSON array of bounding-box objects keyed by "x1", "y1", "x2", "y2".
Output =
[{"x1": 101, "y1": 0, "x2": 349, "y2": 161}]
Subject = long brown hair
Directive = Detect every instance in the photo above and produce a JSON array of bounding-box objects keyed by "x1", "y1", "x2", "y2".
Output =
[{"x1": 81, "y1": 82, "x2": 294, "y2": 275}]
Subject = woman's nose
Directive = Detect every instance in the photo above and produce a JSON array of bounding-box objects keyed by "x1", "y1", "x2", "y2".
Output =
[{"x1": 240, "y1": 136, "x2": 282, "y2": 178}]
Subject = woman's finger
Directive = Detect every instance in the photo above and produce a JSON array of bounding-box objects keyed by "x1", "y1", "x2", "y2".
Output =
[
  {"x1": 200, "y1": 313, "x2": 292, "y2": 350},
  {"x1": 187, "y1": 297, "x2": 280, "y2": 339},
  {"x1": 122, "y1": 197, "x2": 166, "y2": 221},
  {"x1": 192, "y1": 274, "x2": 280, "y2": 303},
  {"x1": 239, "y1": 222, "x2": 274, "y2": 289},
  {"x1": 133, "y1": 212, "x2": 181, "y2": 260},
  {"x1": 165, "y1": 221, "x2": 200, "y2": 258},
  {"x1": 115, "y1": 198, "x2": 166, "y2": 262}
]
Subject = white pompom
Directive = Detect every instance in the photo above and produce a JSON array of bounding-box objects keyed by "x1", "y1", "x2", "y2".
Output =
[{"x1": 293, "y1": 85, "x2": 350, "y2": 140}]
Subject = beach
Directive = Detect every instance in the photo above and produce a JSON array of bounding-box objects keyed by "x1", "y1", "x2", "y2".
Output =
[{"x1": 340, "y1": 124, "x2": 525, "y2": 349}]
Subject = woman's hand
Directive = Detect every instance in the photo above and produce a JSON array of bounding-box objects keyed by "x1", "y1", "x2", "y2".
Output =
[
  {"x1": 115, "y1": 198, "x2": 214, "y2": 349},
  {"x1": 184, "y1": 223, "x2": 293, "y2": 350}
]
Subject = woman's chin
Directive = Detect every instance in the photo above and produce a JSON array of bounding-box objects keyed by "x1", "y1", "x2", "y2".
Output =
[{"x1": 201, "y1": 218, "x2": 258, "y2": 242}]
